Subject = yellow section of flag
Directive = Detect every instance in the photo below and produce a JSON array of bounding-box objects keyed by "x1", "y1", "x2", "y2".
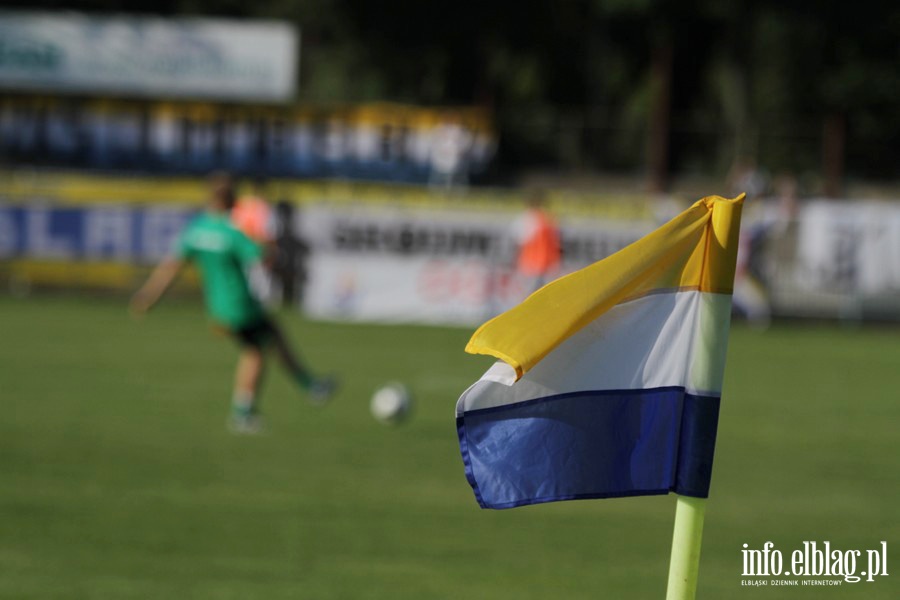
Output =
[{"x1": 465, "y1": 195, "x2": 744, "y2": 380}]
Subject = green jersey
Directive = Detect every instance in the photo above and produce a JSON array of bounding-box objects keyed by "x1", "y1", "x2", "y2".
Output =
[{"x1": 175, "y1": 212, "x2": 265, "y2": 329}]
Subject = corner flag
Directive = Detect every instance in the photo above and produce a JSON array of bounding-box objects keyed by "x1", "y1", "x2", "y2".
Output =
[{"x1": 456, "y1": 195, "x2": 743, "y2": 510}]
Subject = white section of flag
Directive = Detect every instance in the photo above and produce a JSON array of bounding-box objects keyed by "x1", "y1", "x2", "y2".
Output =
[{"x1": 456, "y1": 290, "x2": 732, "y2": 416}]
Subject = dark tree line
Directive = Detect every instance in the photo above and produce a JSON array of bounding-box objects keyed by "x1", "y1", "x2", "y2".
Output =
[{"x1": 8, "y1": 0, "x2": 900, "y2": 192}]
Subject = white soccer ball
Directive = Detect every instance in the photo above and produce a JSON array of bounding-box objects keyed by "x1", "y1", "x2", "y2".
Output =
[{"x1": 370, "y1": 382, "x2": 413, "y2": 424}]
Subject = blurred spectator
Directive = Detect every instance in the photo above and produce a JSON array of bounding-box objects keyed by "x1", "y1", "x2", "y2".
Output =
[
  {"x1": 273, "y1": 200, "x2": 310, "y2": 308},
  {"x1": 732, "y1": 172, "x2": 802, "y2": 327},
  {"x1": 727, "y1": 155, "x2": 769, "y2": 200},
  {"x1": 429, "y1": 119, "x2": 472, "y2": 190},
  {"x1": 768, "y1": 174, "x2": 801, "y2": 236}
]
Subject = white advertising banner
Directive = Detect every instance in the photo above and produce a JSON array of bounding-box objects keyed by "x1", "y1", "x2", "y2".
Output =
[
  {"x1": 0, "y1": 11, "x2": 297, "y2": 101},
  {"x1": 795, "y1": 200, "x2": 900, "y2": 296},
  {"x1": 4, "y1": 188, "x2": 898, "y2": 322},
  {"x1": 298, "y1": 203, "x2": 657, "y2": 326}
]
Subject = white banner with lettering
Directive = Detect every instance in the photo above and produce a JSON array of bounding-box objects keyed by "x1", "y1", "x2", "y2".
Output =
[
  {"x1": 794, "y1": 201, "x2": 900, "y2": 296},
  {"x1": 2, "y1": 197, "x2": 897, "y2": 322},
  {"x1": 0, "y1": 11, "x2": 297, "y2": 101},
  {"x1": 298, "y1": 203, "x2": 656, "y2": 326}
]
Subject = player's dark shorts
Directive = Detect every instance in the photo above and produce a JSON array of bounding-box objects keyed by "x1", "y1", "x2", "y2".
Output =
[{"x1": 232, "y1": 317, "x2": 276, "y2": 349}]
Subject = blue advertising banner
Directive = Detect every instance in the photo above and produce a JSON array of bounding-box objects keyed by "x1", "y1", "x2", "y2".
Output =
[{"x1": 0, "y1": 204, "x2": 195, "y2": 263}]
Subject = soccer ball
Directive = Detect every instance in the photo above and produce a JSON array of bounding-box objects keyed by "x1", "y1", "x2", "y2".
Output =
[{"x1": 370, "y1": 382, "x2": 412, "y2": 424}]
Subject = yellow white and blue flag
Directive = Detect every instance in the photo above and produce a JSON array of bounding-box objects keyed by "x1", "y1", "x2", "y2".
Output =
[{"x1": 456, "y1": 195, "x2": 744, "y2": 509}]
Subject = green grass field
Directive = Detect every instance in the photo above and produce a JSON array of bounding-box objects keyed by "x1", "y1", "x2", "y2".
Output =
[{"x1": 1, "y1": 295, "x2": 898, "y2": 599}]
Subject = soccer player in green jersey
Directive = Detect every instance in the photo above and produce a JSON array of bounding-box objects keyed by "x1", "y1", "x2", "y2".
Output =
[{"x1": 130, "y1": 172, "x2": 335, "y2": 433}]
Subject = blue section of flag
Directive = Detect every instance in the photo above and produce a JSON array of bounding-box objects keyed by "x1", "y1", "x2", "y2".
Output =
[{"x1": 457, "y1": 387, "x2": 720, "y2": 509}]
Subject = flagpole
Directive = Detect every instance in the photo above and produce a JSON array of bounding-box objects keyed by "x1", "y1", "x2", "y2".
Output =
[
  {"x1": 665, "y1": 495, "x2": 706, "y2": 599},
  {"x1": 665, "y1": 195, "x2": 743, "y2": 600}
]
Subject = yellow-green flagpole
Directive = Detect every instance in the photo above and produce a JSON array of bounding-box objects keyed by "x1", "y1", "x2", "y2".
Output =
[
  {"x1": 665, "y1": 496, "x2": 707, "y2": 599},
  {"x1": 665, "y1": 195, "x2": 744, "y2": 600}
]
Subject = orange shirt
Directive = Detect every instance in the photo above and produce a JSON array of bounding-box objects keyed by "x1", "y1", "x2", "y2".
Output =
[
  {"x1": 516, "y1": 209, "x2": 561, "y2": 276},
  {"x1": 232, "y1": 196, "x2": 274, "y2": 243}
]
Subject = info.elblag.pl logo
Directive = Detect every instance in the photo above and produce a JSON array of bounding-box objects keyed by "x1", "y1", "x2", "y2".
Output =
[{"x1": 741, "y1": 541, "x2": 888, "y2": 587}]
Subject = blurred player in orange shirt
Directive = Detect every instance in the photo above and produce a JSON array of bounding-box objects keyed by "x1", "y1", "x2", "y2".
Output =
[
  {"x1": 512, "y1": 190, "x2": 561, "y2": 294},
  {"x1": 232, "y1": 177, "x2": 277, "y2": 303},
  {"x1": 233, "y1": 177, "x2": 276, "y2": 245}
]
